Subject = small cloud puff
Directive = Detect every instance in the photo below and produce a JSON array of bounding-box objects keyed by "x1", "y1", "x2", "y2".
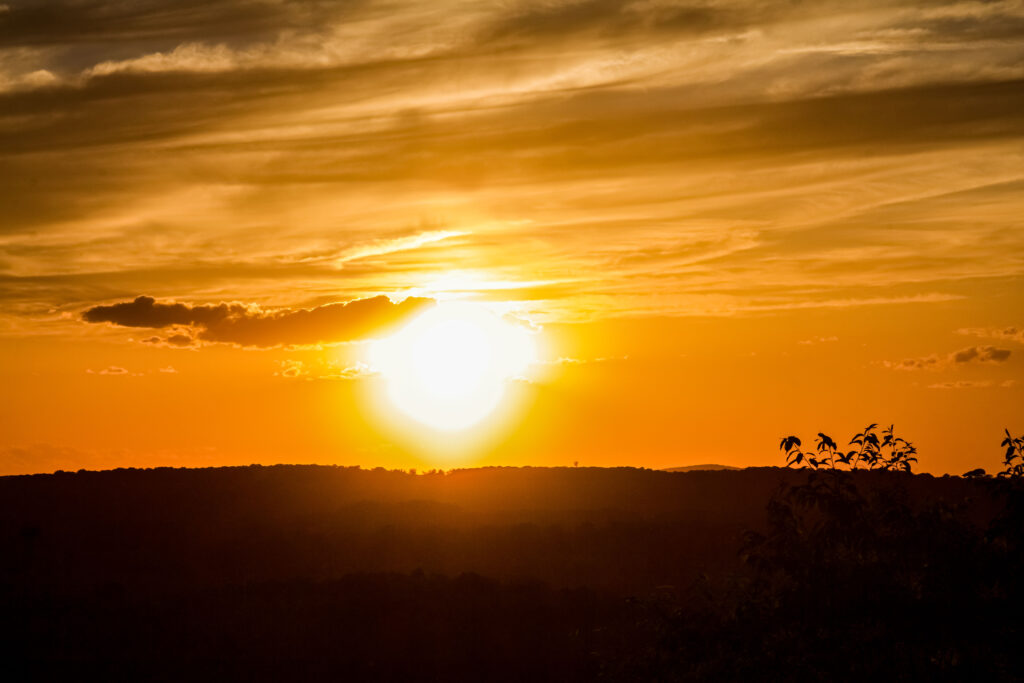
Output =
[
  {"x1": 953, "y1": 346, "x2": 1011, "y2": 364},
  {"x1": 958, "y1": 326, "x2": 1024, "y2": 345},
  {"x1": 86, "y1": 366, "x2": 139, "y2": 376},
  {"x1": 274, "y1": 359, "x2": 376, "y2": 381},
  {"x1": 142, "y1": 332, "x2": 198, "y2": 348},
  {"x1": 885, "y1": 345, "x2": 1011, "y2": 371},
  {"x1": 798, "y1": 336, "x2": 839, "y2": 345},
  {"x1": 928, "y1": 380, "x2": 1017, "y2": 390},
  {"x1": 87, "y1": 365, "x2": 179, "y2": 375}
]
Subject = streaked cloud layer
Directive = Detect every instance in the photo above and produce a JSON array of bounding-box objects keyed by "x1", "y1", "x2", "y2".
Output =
[{"x1": 2, "y1": 0, "x2": 1023, "y2": 322}]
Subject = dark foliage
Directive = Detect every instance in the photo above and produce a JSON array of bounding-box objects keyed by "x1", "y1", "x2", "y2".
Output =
[
  {"x1": 781, "y1": 424, "x2": 918, "y2": 472},
  {"x1": 665, "y1": 472, "x2": 1021, "y2": 681},
  {"x1": 999, "y1": 429, "x2": 1024, "y2": 478},
  {"x1": 617, "y1": 429, "x2": 1024, "y2": 681}
]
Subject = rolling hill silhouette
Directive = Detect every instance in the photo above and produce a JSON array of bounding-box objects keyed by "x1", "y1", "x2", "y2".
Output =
[
  {"x1": 1, "y1": 465, "x2": 1020, "y2": 680},
  {"x1": 661, "y1": 463, "x2": 740, "y2": 472}
]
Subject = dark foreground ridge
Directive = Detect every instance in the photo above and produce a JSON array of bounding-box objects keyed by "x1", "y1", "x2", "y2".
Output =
[
  {"x1": 661, "y1": 463, "x2": 740, "y2": 472},
  {"x1": 1, "y1": 465, "x2": 1021, "y2": 681}
]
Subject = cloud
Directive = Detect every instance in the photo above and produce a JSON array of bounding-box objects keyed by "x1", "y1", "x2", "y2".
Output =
[
  {"x1": 1, "y1": 0, "x2": 1023, "y2": 328},
  {"x1": 483, "y1": 0, "x2": 754, "y2": 45},
  {"x1": 142, "y1": 332, "x2": 198, "y2": 348},
  {"x1": 86, "y1": 365, "x2": 129, "y2": 375},
  {"x1": 329, "y1": 361, "x2": 377, "y2": 380},
  {"x1": 502, "y1": 312, "x2": 543, "y2": 333},
  {"x1": 957, "y1": 326, "x2": 1024, "y2": 345},
  {"x1": 274, "y1": 359, "x2": 376, "y2": 380},
  {"x1": 157, "y1": 365, "x2": 177, "y2": 373},
  {"x1": 0, "y1": 0, "x2": 360, "y2": 48},
  {"x1": 798, "y1": 336, "x2": 839, "y2": 345},
  {"x1": 952, "y1": 346, "x2": 1011, "y2": 364},
  {"x1": 928, "y1": 379, "x2": 1017, "y2": 390},
  {"x1": 84, "y1": 296, "x2": 246, "y2": 328},
  {"x1": 275, "y1": 359, "x2": 306, "y2": 378},
  {"x1": 886, "y1": 355, "x2": 943, "y2": 371},
  {"x1": 334, "y1": 230, "x2": 467, "y2": 265},
  {"x1": 885, "y1": 345, "x2": 1012, "y2": 370},
  {"x1": 549, "y1": 355, "x2": 629, "y2": 365},
  {"x1": 83, "y1": 294, "x2": 434, "y2": 348},
  {"x1": 928, "y1": 380, "x2": 991, "y2": 389}
]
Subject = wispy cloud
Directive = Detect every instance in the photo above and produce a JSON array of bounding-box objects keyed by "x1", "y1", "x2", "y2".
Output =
[
  {"x1": 334, "y1": 230, "x2": 467, "y2": 266},
  {"x1": 885, "y1": 345, "x2": 1012, "y2": 371},
  {"x1": 0, "y1": 0, "x2": 1022, "y2": 328},
  {"x1": 274, "y1": 359, "x2": 376, "y2": 380},
  {"x1": 548, "y1": 355, "x2": 630, "y2": 366},
  {"x1": 928, "y1": 379, "x2": 1017, "y2": 390},
  {"x1": 957, "y1": 326, "x2": 1024, "y2": 345},
  {"x1": 86, "y1": 365, "x2": 130, "y2": 375}
]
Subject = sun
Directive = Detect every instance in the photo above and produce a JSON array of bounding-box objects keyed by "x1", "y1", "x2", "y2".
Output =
[{"x1": 368, "y1": 302, "x2": 536, "y2": 431}]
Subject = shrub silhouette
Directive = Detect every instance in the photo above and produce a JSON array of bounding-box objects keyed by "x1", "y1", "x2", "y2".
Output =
[
  {"x1": 624, "y1": 426, "x2": 1024, "y2": 680},
  {"x1": 781, "y1": 423, "x2": 917, "y2": 472},
  {"x1": 1000, "y1": 429, "x2": 1024, "y2": 478}
]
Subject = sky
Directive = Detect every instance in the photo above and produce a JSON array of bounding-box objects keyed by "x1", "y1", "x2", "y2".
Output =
[{"x1": 1, "y1": 0, "x2": 1022, "y2": 475}]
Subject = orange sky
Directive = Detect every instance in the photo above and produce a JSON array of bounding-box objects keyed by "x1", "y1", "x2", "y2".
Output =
[{"x1": 1, "y1": 0, "x2": 1022, "y2": 475}]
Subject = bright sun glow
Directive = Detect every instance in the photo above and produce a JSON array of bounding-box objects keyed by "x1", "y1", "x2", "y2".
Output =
[{"x1": 368, "y1": 303, "x2": 536, "y2": 431}]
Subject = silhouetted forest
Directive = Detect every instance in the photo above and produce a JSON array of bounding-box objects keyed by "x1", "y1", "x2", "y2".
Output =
[{"x1": 2, "y1": 464, "x2": 1022, "y2": 680}]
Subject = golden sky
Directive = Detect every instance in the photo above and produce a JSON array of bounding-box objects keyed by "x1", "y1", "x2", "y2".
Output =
[{"x1": 1, "y1": 0, "x2": 1022, "y2": 475}]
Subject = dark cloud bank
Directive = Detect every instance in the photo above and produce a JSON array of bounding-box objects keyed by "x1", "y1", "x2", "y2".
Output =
[{"x1": 82, "y1": 294, "x2": 433, "y2": 348}]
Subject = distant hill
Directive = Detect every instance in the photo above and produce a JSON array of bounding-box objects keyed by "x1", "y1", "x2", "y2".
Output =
[
  {"x1": 0, "y1": 463, "x2": 981, "y2": 594},
  {"x1": 0, "y1": 464, "x2": 1008, "y2": 681},
  {"x1": 662, "y1": 464, "x2": 741, "y2": 472}
]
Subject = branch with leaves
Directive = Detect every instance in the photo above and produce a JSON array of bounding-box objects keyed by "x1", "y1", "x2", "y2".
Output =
[
  {"x1": 1000, "y1": 429, "x2": 1024, "y2": 479},
  {"x1": 780, "y1": 424, "x2": 917, "y2": 473}
]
